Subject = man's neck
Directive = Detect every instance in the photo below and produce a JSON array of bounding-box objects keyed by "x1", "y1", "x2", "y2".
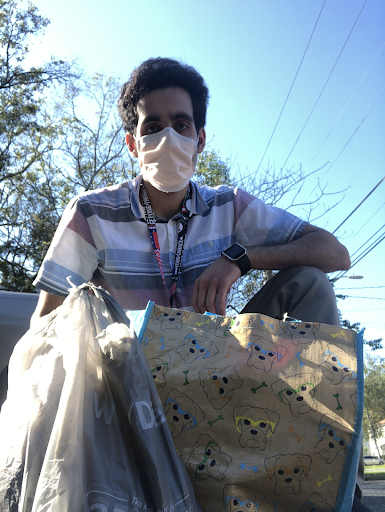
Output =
[{"x1": 142, "y1": 180, "x2": 189, "y2": 221}]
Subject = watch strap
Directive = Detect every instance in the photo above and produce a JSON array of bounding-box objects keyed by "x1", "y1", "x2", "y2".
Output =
[{"x1": 236, "y1": 253, "x2": 251, "y2": 276}]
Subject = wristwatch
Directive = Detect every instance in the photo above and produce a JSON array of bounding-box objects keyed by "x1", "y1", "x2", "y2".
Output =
[{"x1": 221, "y1": 243, "x2": 251, "y2": 276}]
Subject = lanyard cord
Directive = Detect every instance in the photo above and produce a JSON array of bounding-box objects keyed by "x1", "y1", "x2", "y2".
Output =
[{"x1": 140, "y1": 184, "x2": 192, "y2": 308}]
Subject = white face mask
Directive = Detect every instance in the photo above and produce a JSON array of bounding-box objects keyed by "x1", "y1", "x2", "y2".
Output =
[{"x1": 135, "y1": 127, "x2": 198, "y2": 193}]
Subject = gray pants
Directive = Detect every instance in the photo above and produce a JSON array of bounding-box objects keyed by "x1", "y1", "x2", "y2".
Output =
[
  {"x1": 241, "y1": 265, "x2": 365, "y2": 504},
  {"x1": 241, "y1": 265, "x2": 340, "y2": 324}
]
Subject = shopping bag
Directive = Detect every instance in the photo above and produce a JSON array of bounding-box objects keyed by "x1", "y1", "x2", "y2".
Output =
[
  {"x1": 0, "y1": 284, "x2": 202, "y2": 512},
  {"x1": 127, "y1": 302, "x2": 364, "y2": 512}
]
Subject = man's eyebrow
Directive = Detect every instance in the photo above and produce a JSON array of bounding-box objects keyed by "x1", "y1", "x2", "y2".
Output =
[
  {"x1": 171, "y1": 111, "x2": 194, "y2": 123},
  {"x1": 141, "y1": 114, "x2": 162, "y2": 125},
  {"x1": 141, "y1": 112, "x2": 194, "y2": 125}
]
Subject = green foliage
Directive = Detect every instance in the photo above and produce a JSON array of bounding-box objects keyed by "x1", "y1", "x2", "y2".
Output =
[
  {"x1": 363, "y1": 356, "x2": 385, "y2": 456},
  {"x1": 0, "y1": 0, "x2": 139, "y2": 293},
  {"x1": 364, "y1": 467, "x2": 385, "y2": 481},
  {"x1": 0, "y1": 71, "x2": 139, "y2": 291},
  {"x1": 195, "y1": 150, "x2": 233, "y2": 187},
  {"x1": 0, "y1": 0, "x2": 76, "y2": 183}
]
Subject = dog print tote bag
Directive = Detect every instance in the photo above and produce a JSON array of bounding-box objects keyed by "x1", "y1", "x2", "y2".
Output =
[{"x1": 127, "y1": 302, "x2": 364, "y2": 512}]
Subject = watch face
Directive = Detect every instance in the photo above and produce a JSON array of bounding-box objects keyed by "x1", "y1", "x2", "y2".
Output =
[{"x1": 224, "y1": 243, "x2": 245, "y2": 260}]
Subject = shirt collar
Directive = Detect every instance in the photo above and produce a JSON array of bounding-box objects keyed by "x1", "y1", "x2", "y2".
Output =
[
  {"x1": 129, "y1": 175, "x2": 145, "y2": 220},
  {"x1": 129, "y1": 176, "x2": 210, "y2": 220},
  {"x1": 190, "y1": 180, "x2": 210, "y2": 216}
]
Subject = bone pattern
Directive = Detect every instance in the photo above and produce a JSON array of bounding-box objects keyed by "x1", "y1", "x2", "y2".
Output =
[
  {"x1": 317, "y1": 474, "x2": 332, "y2": 487},
  {"x1": 288, "y1": 426, "x2": 302, "y2": 443}
]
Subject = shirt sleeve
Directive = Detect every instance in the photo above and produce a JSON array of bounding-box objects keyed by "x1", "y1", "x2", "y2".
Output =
[
  {"x1": 33, "y1": 197, "x2": 99, "y2": 296},
  {"x1": 233, "y1": 187, "x2": 308, "y2": 247}
]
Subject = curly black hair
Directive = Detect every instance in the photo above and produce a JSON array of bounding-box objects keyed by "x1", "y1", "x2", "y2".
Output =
[{"x1": 118, "y1": 57, "x2": 209, "y2": 135}]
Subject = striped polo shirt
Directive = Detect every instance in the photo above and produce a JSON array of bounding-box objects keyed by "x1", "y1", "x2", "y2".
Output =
[{"x1": 33, "y1": 176, "x2": 307, "y2": 311}]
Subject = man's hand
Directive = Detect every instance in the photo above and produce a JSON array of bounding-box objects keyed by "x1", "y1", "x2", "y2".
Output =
[
  {"x1": 191, "y1": 224, "x2": 350, "y2": 316},
  {"x1": 192, "y1": 256, "x2": 241, "y2": 315}
]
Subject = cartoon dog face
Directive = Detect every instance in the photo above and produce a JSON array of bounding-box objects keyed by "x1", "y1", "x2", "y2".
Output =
[
  {"x1": 187, "y1": 434, "x2": 232, "y2": 482},
  {"x1": 164, "y1": 389, "x2": 205, "y2": 438},
  {"x1": 314, "y1": 415, "x2": 350, "y2": 463},
  {"x1": 199, "y1": 366, "x2": 243, "y2": 409},
  {"x1": 224, "y1": 484, "x2": 265, "y2": 511},
  {"x1": 176, "y1": 331, "x2": 218, "y2": 364},
  {"x1": 272, "y1": 373, "x2": 319, "y2": 417},
  {"x1": 233, "y1": 406, "x2": 279, "y2": 450},
  {"x1": 300, "y1": 493, "x2": 332, "y2": 512},
  {"x1": 246, "y1": 335, "x2": 287, "y2": 372},
  {"x1": 318, "y1": 344, "x2": 356, "y2": 385},
  {"x1": 156, "y1": 310, "x2": 188, "y2": 330},
  {"x1": 147, "y1": 354, "x2": 171, "y2": 389},
  {"x1": 281, "y1": 322, "x2": 319, "y2": 346},
  {"x1": 265, "y1": 453, "x2": 312, "y2": 496},
  {"x1": 197, "y1": 317, "x2": 234, "y2": 338},
  {"x1": 214, "y1": 317, "x2": 235, "y2": 338}
]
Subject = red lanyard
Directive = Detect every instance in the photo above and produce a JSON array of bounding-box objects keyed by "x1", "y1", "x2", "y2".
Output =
[{"x1": 140, "y1": 184, "x2": 191, "y2": 308}]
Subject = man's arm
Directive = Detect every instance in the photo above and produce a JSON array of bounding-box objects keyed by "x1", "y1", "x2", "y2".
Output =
[
  {"x1": 30, "y1": 291, "x2": 65, "y2": 327},
  {"x1": 192, "y1": 224, "x2": 350, "y2": 315}
]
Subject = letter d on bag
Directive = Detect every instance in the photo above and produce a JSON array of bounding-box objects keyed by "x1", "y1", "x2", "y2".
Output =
[{"x1": 128, "y1": 401, "x2": 166, "y2": 430}]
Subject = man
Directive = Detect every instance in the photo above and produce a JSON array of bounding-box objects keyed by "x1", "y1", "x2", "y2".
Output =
[
  {"x1": 31, "y1": 57, "x2": 349, "y2": 322},
  {"x1": 29, "y1": 57, "x2": 367, "y2": 511}
]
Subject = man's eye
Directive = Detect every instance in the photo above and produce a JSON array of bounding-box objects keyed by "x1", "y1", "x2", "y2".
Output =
[
  {"x1": 145, "y1": 125, "x2": 160, "y2": 134},
  {"x1": 176, "y1": 122, "x2": 188, "y2": 131}
]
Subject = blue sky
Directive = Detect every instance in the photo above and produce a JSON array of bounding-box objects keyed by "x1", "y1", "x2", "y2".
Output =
[{"x1": 28, "y1": 0, "x2": 385, "y2": 353}]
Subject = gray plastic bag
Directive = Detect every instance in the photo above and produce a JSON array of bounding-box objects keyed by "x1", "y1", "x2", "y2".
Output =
[{"x1": 0, "y1": 283, "x2": 202, "y2": 512}]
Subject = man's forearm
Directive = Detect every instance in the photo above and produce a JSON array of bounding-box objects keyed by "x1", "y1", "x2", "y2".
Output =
[
  {"x1": 30, "y1": 291, "x2": 65, "y2": 327},
  {"x1": 246, "y1": 227, "x2": 351, "y2": 274}
]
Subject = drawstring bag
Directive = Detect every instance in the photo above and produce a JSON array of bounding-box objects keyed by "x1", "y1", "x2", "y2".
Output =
[
  {"x1": 127, "y1": 302, "x2": 364, "y2": 512},
  {"x1": 0, "y1": 284, "x2": 202, "y2": 512}
]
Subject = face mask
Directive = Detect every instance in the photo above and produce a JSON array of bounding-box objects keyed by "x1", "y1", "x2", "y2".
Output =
[{"x1": 135, "y1": 127, "x2": 198, "y2": 193}]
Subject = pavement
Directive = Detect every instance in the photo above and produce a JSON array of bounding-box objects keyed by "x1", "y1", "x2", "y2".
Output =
[{"x1": 362, "y1": 480, "x2": 385, "y2": 512}]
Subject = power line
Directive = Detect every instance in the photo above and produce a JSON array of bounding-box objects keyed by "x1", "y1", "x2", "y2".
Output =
[
  {"x1": 280, "y1": 0, "x2": 368, "y2": 171},
  {"x1": 348, "y1": 223, "x2": 385, "y2": 259},
  {"x1": 332, "y1": 231, "x2": 385, "y2": 281},
  {"x1": 345, "y1": 200, "x2": 385, "y2": 245},
  {"x1": 307, "y1": 88, "x2": 385, "y2": 203},
  {"x1": 253, "y1": 0, "x2": 326, "y2": 176},
  {"x1": 332, "y1": 177, "x2": 385, "y2": 234},
  {"x1": 349, "y1": 233, "x2": 385, "y2": 269},
  {"x1": 304, "y1": 41, "x2": 385, "y2": 174},
  {"x1": 348, "y1": 230, "x2": 385, "y2": 268}
]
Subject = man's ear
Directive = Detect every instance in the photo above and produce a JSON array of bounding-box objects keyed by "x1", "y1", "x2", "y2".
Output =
[
  {"x1": 125, "y1": 133, "x2": 138, "y2": 158},
  {"x1": 197, "y1": 128, "x2": 206, "y2": 154}
]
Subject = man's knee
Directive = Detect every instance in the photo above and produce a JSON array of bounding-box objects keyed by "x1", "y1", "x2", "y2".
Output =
[
  {"x1": 254, "y1": 265, "x2": 340, "y2": 325},
  {"x1": 275, "y1": 265, "x2": 335, "y2": 299}
]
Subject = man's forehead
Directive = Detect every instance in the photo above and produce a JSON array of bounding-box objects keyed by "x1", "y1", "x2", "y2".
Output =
[{"x1": 136, "y1": 87, "x2": 194, "y2": 118}]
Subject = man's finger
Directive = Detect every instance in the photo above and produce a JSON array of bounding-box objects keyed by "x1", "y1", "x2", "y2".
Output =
[
  {"x1": 215, "y1": 284, "x2": 228, "y2": 316},
  {"x1": 205, "y1": 281, "x2": 219, "y2": 315},
  {"x1": 197, "y1": 277, "x2": 209, "y2": 314},
  {"x1": 191, "y1": 280, "x2": 200, "y2": 313}
]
